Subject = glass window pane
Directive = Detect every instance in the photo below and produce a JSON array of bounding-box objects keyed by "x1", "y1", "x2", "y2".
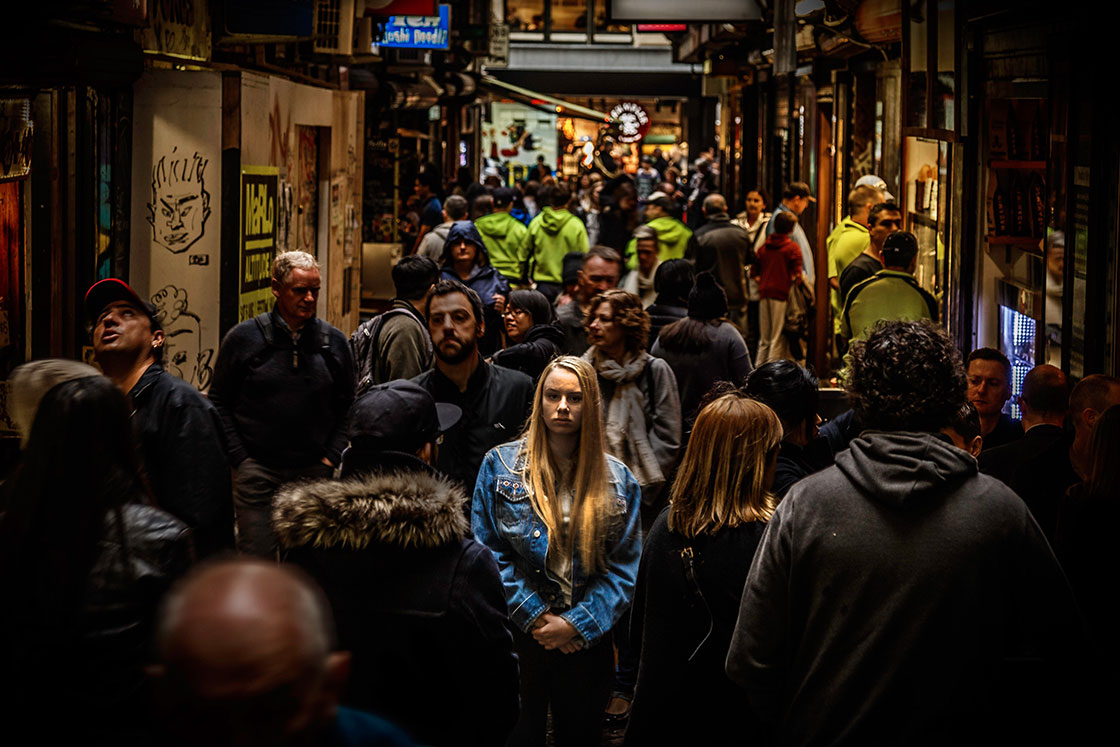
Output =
[
  {"x1": 593, "y1": 0, "x2": 630, "y2": 32},
  {"x1": 933, "y1": 0, "x2": 955, "y2": 130},
  {"x1": 550, "y1": 0, "x2": 589, "y2": 32},
  {"x1": 506, "y1": 0, "x2": 545, "y2": 32},
  {"x1": 907, "y1": 2, "x2": 928, "y2": 128}
]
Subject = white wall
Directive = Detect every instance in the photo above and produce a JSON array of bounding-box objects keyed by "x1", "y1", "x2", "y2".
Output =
[{"x1": 130, "y1": 69, "x2": 223, "y2": 392}]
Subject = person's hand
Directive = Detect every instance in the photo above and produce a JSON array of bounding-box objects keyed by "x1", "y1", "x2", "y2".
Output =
[
  {"x1": 532, "y1": 612, "x2": 581, "y2": 652},
  {"x1": 493, "y1": 294, "x2": 507, "y2": 314},
  {"x1": 321, "y1": 457, "x2": 335, "y2": 468}
]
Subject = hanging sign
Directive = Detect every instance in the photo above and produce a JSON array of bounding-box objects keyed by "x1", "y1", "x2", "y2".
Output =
[
  {"x1": 609, "y1": 101, "x2": 651, "y2": 144},
  {"x1": 379, "y1": 4, "x2": 450, "y2": 50}
]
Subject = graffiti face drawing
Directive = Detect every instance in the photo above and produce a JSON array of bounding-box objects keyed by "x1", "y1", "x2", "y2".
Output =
[{"x1": 147, "y1": 148, "x2": 211, "y2": 254}]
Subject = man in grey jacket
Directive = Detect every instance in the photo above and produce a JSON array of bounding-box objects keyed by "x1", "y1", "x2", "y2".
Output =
[{"x1": 727, "y1": 320, "x2": 1086, "y2": 745}]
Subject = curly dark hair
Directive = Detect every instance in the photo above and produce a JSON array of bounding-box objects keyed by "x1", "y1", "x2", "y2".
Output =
[
  {"x1": 584, "y1": 289, "x2": 650, "y2": 352},
  {"x1": 844, "y1": 320, "x2": 966, "y2": 432}
]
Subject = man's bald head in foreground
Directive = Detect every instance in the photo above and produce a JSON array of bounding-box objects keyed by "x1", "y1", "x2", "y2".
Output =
[{"x1": 151, "y1": 559, "x2": 350, "y2": 746}]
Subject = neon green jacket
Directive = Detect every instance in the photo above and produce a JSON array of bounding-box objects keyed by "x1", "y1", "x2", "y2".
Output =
[
  {"x1": 527, "y1": 208, "x2": 589, "y2": 284},
  {"x1": 826, "y1": 217, "x2": 871, "y2": 333},
  {"x1": 626, "y1": 217, "x2": 693, "y2": 269},
  {"x1": 475, "y1": 211, "x2": 529, "y2": 282}
]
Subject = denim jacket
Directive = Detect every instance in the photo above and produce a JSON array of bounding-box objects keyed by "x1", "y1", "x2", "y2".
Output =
[{"x1": 471, "y1": 440, "x2": 642, "y2": 647}]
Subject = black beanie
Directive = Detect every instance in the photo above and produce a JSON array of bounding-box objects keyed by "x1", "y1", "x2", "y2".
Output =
[{"x1": 688, "y1": 272, "x2": 728, "y2": 320}]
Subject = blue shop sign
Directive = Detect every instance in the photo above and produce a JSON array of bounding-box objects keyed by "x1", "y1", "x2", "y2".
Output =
[{"x1": 380, "y1": 4, "x2": 450, "y2": 50}]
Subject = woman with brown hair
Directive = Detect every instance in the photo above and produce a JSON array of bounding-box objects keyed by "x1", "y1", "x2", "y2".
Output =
[
  {"x1": 582, "y1": 288, "x2": 681, "y2": 517},
  {"x1": 472, "y1": 355, "x2": 642, "y2": 747},
  {"x1": 625, "y1": 392, "x2": 783, "y2": 746}
]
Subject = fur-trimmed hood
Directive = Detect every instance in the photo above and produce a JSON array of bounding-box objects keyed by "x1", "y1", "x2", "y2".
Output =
[{"x1": 273, "y1": 468, "x2": 470, "y2": 551}]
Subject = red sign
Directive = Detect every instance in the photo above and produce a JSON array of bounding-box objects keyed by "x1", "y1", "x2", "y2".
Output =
[
  {"x1": 636, "y1": 24, "x2": 688, "y2": 32},
  {"x1": 364, "y1": 0, "x2": 436, "y2": 17}
]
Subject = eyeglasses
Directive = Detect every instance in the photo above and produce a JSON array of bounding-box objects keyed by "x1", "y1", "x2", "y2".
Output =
[{"x1": 504, "y1": 307, "x2": 529, "y2": 318}]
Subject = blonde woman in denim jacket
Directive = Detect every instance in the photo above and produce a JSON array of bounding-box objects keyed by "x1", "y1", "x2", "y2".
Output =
[{"x1": 472, "y1": 355, "x2": 642, "y2": 747}]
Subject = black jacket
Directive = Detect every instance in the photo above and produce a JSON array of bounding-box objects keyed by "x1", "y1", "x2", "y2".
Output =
[
  {"x1": 686, "y1": 213, "x2": 755, "y2": 307},
  {"x1": 274, "y1": 455, "x2": 519, "y2": 747},
  {"x1": 626, "y1": 507, "x2": 766, "y2": 746},
  {"x1": 645, "y1": 298, "x2": 688, "y2": 350},
  {"x1": 412, "y1": 358, "x2": 534, "y2": 489},
  {"x1": 491, "y1": 323, "x2": 564, "y2": 382},
  {"x1": 130, "y1": 362, "x2": 234, "y2": 558},
  {"x1": 209, "y1": 309, "x2": 355, "y2": 468},
  {"x1": 979, "y1": 423, "x2": 1077, "y2": 540},
  {"x1": 2, "y1": 503, "x2": 193, "y2": 745}
]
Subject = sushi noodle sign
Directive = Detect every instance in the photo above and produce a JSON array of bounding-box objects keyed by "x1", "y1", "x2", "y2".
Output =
[{"x1": 610, "y1": 101, "x2": 651, "y2": 144}]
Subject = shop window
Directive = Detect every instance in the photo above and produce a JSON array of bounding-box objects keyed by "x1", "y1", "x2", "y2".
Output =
[
  {"x1": 506, "y1": 0, "x2": 630, "y2": 42},
  {"x1": 506, "y1": 0, "x2": 545, "y2": 32},
  {"x1": 593, "y1": 0, "x2": 630, "y2": 34},
  {"x1": 904, "y1": 0, "x2": 958, "y2": 138},
  {"x1": 550, "y1": 0, "x2": 588, "y2": 32}
]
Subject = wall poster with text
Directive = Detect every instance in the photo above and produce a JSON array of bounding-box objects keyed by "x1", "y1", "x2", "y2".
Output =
[{"x1": 240, "y1": 166, "x2": 279, "y2": 322}]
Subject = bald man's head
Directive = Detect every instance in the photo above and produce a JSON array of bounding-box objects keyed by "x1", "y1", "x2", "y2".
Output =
[
  {"x1": 702, "y1": 193, "x2": 728, "y2": 216},
  {"x1": 152, "y1": 560, "x2": 349, "y2": 746},
  {"x1": 1020, "y1": 364, "x2": 1069, "y2": 426}
]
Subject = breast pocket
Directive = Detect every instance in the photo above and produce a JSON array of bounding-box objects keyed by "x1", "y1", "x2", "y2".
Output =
[{"x1": 495, "y1": 477, "x2": 536, "y2": 539}]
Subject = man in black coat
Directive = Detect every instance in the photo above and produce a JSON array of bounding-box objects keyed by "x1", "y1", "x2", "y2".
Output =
[
  {"x1": 209, "y1": 251, "x2": 355, "y2": 557},
  {"x1": 273, "y1": 380, "x2": 519, "y2": 746},
  {"x1": 412, "y1": 280, "x2": 534, "y2": 490},
  {"x1": 86, "y1": 278, "x2": 233, "y2": 558},
  {"x1": 686, "y1": 193, "x2": 755, "y2": 338},
  {"x1": 979, "y1": 364, "x2": 1075, "y2": 539}
]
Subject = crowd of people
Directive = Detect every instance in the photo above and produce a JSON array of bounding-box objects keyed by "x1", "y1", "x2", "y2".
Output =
[{"x1": 0, "y1": 160, "x2": 1117, "y2": 747}]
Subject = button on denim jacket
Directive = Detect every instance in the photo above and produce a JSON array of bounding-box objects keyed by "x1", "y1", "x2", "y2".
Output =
[{"x1": 471, "y1": 439, "x2": 642, "y2": 647}]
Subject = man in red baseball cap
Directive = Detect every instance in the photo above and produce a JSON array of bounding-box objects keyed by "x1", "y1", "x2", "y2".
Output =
[{"x1": 86, "y1": 278, "x2": 233, "y2": 558}]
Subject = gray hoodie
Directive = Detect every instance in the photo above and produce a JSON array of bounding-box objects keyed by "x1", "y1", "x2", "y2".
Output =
[{"x1": 726, "y1": 430, "x2": 1084, "y2": 745}]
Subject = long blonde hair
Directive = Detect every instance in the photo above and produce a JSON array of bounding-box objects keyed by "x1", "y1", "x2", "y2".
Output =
[
  {"x1": 668, "y1": 393, "x2": 783, "y2": 539},
  {"x1": 520, "y1": 356, "x2": 613, "y2": 571}
]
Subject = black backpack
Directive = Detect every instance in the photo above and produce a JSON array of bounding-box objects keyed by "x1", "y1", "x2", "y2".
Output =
[{"x1": 349, "y1": 306, "x2": 425, "y2": 396}]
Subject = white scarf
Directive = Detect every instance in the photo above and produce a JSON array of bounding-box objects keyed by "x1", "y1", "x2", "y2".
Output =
[{"x1": 584, "y1": 348, "x2": 665, "y2": 491}]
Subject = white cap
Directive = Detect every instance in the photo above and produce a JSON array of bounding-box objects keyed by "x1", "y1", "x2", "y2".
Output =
[
  {"x1": 644, "y1": 191, "x2": 671, "y2": 204},
  {"x1": 855, "y1": 174, "x2": 895, "y2": 202}
]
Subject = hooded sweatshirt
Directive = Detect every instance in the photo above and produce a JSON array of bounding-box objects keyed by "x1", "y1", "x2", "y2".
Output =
[
  {"x1": 440, "y1": 221, "x2": 510, "y2": 355},
  {"x1": 475, "y1": 210, "x2": 529, "y2": 283},
  {"x1": 526, "y1": 207, "x2": 589, "y2": 284},
  {"x1": 625, "y1": 216, "x2": 693, "y2": 269},
  {"x1": 726, "y1": 431, "x2": 1084, "y2": 746}
]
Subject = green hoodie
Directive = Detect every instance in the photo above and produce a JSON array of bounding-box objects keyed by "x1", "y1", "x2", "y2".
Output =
[
  {"x1": 527, "y1": 207, "x2": 589, "y2": 284},
  {"x1": 475, "y1": 211, "x2": 529, "y2": 282},
  {"x1": 626, "y1": 216, "x2": 693, "y2": 269}
]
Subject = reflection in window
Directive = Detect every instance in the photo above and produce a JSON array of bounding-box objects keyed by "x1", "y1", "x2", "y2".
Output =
[
  {"x1": 550, "y1": 0, "x2": 589, "y2": 32},
  {"x1": 507, "y1": 0, "x2": 545, "y2": 32},
  {"x1": 594, "y1": 0, "x2": 630, "y2": 32}
]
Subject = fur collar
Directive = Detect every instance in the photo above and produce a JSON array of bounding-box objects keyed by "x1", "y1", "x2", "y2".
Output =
[{"x1": 273, "y1": 469, "x2": 469, "y2": 551}]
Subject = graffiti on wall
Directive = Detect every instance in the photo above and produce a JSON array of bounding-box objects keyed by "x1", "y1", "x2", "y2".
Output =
[
  {"x1": 151, "y1": 284, "x2": 214, "y2": 389},
  {"x1": 147, "y1": 147, "x2": 212, "y2": 255}
]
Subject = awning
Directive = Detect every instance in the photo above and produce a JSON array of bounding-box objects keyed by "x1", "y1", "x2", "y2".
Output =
[{"x1": 479, "y1": 74, "x2": 612, "y2": 123}]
